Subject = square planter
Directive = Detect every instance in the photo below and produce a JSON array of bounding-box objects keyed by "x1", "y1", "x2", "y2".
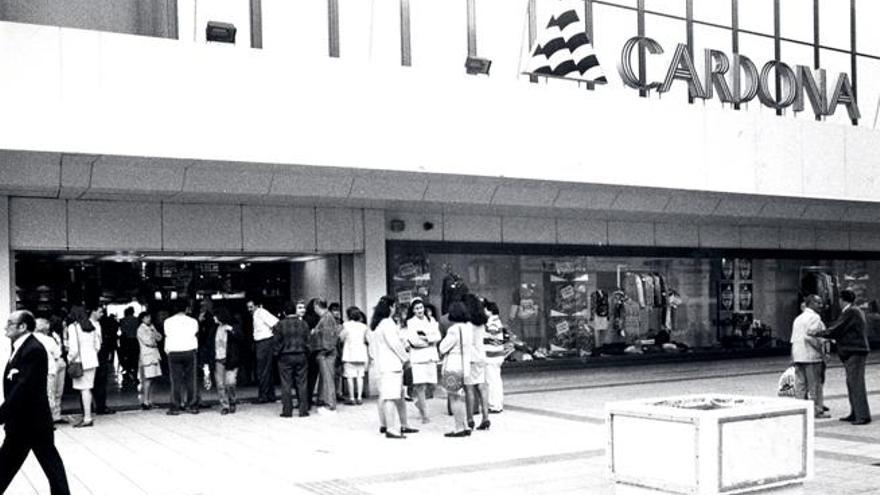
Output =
[{"x1": 607, "y1": 394, "x2": 813, "y2": 495}]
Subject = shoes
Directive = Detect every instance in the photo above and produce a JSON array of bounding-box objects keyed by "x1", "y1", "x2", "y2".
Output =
[
  {"x1": 95, "y1": 408, "x2": 116, "y2": 415},
  {"x1": 220, "y1": 408, "x2": 230, "y2": 415},
  {"x1": 467, "y1": 420, "x2": 475, "y2": 429},
  {"x1": 851, "y1": 419, "x2": 872, "y2": 425},
  {"x1": 384, "y1": 432, "x2": 406, "y2": 439},
  {"x1": 230, "y1": 405, "x2": 237, "y2": 413},
  {"x1": 821, "y1": 405, "x2": 830, "y2": 412},
  {"x1": 401, "y1": 427, "x2": 420, "y2": 434},
  {"x1": 355, "y1": 399, "x2": 363, "y2": 405},
  {"x1": 344, "y1": 399, "x2": 356, "y2": 406},
  {"x1": 379, "y1": 427, "x2": 387, "y2": 434},
  {"x1": 444, "y1": 430, "x2": 471, "y2": 437},
  {"x1": 839, "y1": 415, "x2": 855, "y2": 422},
  {"x1": 166, "y1": 409, "x2": 181, "y2": 416},
  {"x1": 73, "y1": 419, "x2": 94, "y2": 428},
  {"x1": 489, "y1": 409, "x2": 503, "y2": 414},
  {"x1": 299, "y1": 412, "x2": 310, "y2": 417},
  {"x1": 53, "y1": 418, "x2": 69, "y2": 425},
  {"x1": 187, "y1": 408, "x2": 200, "y2": 415},
  {"x1": 280, "y1": 412, "x2": 293, "y2": 418},
  {"x1": 476, "y1": 420, "x2": 491, "y2": 430},
  {"x1": 815, "y1": 412, "x2": 831, "y2": 419},
  {"x1": 140, "y1": 404, "x2": 153, "y2": 411},
  {"x1": 404, "y1": 396, "x2": 414, "y2": 402}
]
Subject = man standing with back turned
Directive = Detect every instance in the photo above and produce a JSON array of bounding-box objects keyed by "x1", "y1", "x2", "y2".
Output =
[
  {"x1": 0, "y1": 310, "x2": 70, "y2": 494},
  {"x1": 790, "y1": 294, "x2": 829, "y2": 418},
  {"x1": 808, "y1": 289, "x2": 872, "y2": 425}
]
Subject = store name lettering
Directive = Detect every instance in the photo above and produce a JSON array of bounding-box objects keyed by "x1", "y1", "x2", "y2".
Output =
[{"x1": 617, "y1": 36, "x2": 860, "y2": 120}]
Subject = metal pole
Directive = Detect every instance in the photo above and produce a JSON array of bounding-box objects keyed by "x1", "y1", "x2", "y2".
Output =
[
  {"x1": 585, "y1": 0, "x2": 595, "y2": 90},
  {"x1": 813, "y1": 0, "x2": 821, "y2": 121},
  {"x1": 250, "y1": 0, "x2": 262, "y2": 48},
  {"x1": 467, "y1": 0, "x2": 476, "y2": 57},
  {"x1": 850, "y1": 0, "x2": 858, "y2": 126},
  {"x1": 732, "y1": 0, "x2": 740, "y2": 110},
  {"x1": 528, "y1": 0, "x2": 537, "y2": 83},
  {"x1": 686, "y1": 0, "x2": 694, "y2": 103},
  {"x1": 328, "y1": 0, "x2": 340, "y2": 57},
  {"x1": 773, "y1": 0, "x2": 782, "y2": 116},
  {"x1": 637, "y1": 0, "x2": 646, "y2": 97},
  {"x1": 400, "y1": 0, "x2": 411, "y2": 66}
]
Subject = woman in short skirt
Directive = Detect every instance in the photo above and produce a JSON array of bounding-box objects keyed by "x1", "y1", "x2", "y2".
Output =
[
  {"x1": 405, "y1": 298, "x2": 441, "y2": 423},
  {"x1": 340, "y1": 306, "x2": 369, "y2": 405},
  {"x1": 137, "y1": 312, "x2": 163, "y2": 409},
  {"x1": 67, "y1": 306, "x2": 102, "y2": 427}
]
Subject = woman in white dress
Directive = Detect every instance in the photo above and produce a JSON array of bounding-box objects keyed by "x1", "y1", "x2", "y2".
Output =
[
  {"x1": 67, "y1": 306, "x2": 102, "y2": 428},
  {"x1": 340, "y1": 307, "x2": 369, "y2": 405},
  {"x1": 463, "y1": 294, "x2": 490, "y2": 431},
  {"x1": 405, "y1": 299, "x2": 441, "y2": 423}
]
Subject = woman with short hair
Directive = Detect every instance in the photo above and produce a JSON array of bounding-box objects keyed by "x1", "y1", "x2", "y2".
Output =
[
  {"x1": 137, "y1": 312, "x2": 163, "y2": 410},
  {"x1": 370, "y1": 296, "x2": 418, "y2": 439},
  {"x1": 438, "y1": 301, "x2": 473, "y2": 437}
]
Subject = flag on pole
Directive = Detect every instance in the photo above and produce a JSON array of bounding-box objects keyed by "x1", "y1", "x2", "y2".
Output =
[{"x1": 523, "y1": 1, "x2": 607, "y2": 84}]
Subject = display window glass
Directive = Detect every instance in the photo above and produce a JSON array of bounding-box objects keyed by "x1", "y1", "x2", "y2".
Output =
[{"x1": 388, "y1": 243, "x2": 880, "y2": 361}]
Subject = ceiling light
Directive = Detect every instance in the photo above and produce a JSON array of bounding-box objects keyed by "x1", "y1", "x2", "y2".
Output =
[{"x1": 246, "y1": 256, "x2": 287, "y2": 262}]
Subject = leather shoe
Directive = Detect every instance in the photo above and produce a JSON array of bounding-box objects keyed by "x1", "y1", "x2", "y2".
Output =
[
  {"x1": 73, "y1": 419, "x2": 94, "y2": 428},
  {"x1": 476, "y1": 420, "x2": 491, "y2": 430},
  {"x1": 280, "y1": 412, "x2": 293, "y2": 418},
  {"x1": 839, "y1": 415, "x2": 855, "y2": 422},
  {"x1": 384, "y1": 432, "x2": 406, "y2": 439},
  {"x1": 814, "y1": 412, "x2": 831, "y2": 419},
  {"x1": 401, "y1": 427, "x2": 420, "y2": 434},
  {"x1": 851, "y1": 418, "x2": 872, "y2": 425},
  {"x1": 379, "y1": 427, "x2": 387, "y2": 434},
  {"x1": 443, "y1": 430, "x2": 471, "y2": 437}
]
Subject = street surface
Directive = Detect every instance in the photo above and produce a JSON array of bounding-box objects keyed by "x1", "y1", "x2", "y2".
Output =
[{"x1": 4, "y1": 356, "x2": 880, "y2": 495}]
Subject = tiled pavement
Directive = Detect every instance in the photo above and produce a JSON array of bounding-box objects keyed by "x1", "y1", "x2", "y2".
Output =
[{"x1": 4, "y1": 356, "x2": 880, "y2": 495}]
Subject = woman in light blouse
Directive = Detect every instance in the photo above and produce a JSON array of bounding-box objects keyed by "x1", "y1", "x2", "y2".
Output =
[
  {"x1": 67, "y1": 306, "x2": 102, "y2": 428},
  {"x1": 136, "y1": 312, "x2": 163, "y2": 410},
  {"x1": 369, "y1": 296, "x2": 418, "y2": 439},
  {"x1": 405, "y1": 298, "x2": 441, "y2": 423},
  {"x1": 438, "y1": 302, "x2": 473, "y2": 437}
]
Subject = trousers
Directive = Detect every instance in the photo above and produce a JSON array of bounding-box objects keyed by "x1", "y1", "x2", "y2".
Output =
[
  {"x1": 168, "y1": 350, "x2": 198, "y2": 411},
  {"x1": 254, "y1": 339, "x2": 276, "y2": 402},
  {"x1": 0, "y1": 431, "x2": 70, "y2": 495},
  {"x1": 840, "y1": 353, "x2": 871, "y2": 421},
  {"x1": 278, "y1": 353, "x2": 309, "y2": 415},
  {"x1": 793, "y1": 361, "x2": 824, "y2": 415},
  {"x1": 215, "y1": 360, "x2": 238, "y2": 410},
  {"x1": 317, "y1": 352, "x2": 337, "y2": 409},
  {"x1": 484, "y1": 361, "x2": 504, "y2": 411}
]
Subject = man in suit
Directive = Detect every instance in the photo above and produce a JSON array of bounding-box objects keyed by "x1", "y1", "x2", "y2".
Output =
[
  {"x1": 0, "y1": 310, "x2": 70, "y2": 494},
  {"x1": 808, "y1": 289, "x2": 872, "y2": 425}
]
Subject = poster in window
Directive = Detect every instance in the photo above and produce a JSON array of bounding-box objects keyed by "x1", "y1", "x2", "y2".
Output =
[{"x1": 738, "y1": 283, "x2": 753, "y2": 311}]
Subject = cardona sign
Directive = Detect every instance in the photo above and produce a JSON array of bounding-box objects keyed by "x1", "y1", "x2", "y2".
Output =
[{"x1": 618, "y1": 36, "x2": 860, "y2": 120}]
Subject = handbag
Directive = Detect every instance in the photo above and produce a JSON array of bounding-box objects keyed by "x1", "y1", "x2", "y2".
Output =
[
  {"x1": 67, "y1": 323, "x2": 85, "y2": 379},
  {"x1": 440, "y1": 327, "x2": 465, "y2": 392}
]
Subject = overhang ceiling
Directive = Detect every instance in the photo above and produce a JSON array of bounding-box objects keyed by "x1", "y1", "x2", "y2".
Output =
[{"x1": 2, "y1": 149, "x2": 879, "y2": 230}]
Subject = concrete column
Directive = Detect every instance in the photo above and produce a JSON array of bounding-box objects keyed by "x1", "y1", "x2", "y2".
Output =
[
  {"x1": 0, "y1": 196, "x2": 11, "y2": 403},
  {"x1": 0, "y1": 196, "x2": 11, "y2": 315},
  {"x1": 362, "y1": 209, "x2": 386, "y2": 323}
]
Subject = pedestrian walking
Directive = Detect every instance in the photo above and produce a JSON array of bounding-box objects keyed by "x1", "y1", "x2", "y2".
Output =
[
  {"x1": 405, "y1": 299, "x2": 441, "y2": 423},
  {"x1": 136, "y1": 312, "x2": 162, "y2": 410},
  {"x1": 273, "y1": 301, "x2": 311, "y2": 417},
  {"x1": 790, "y1": 295, "x2": 829, "y2": 418},
  {"x1": 214, "y1": 307, "x2": 242, "y2": 415},
  {"x1": 340, "y1": 307, "x2": 369, "y2": 405},
  {"x1": 67, "y1": 306, "x2": 101, "y2": 428},
  {"x1": 0, "y1": 310, "x2": 71, "y2": 495},
  {"x1": 807, "y1": 289, "x2": 872, "y2": 425},
  {"x1": 248, "y1": 299, "x2": 279, "y2": 404},
  {"x1": 164, "y1": 301, "x2": 199, "y2": 415},
  {"x1": 370, "y1": 296, "x2": 418, "y2": 439}
]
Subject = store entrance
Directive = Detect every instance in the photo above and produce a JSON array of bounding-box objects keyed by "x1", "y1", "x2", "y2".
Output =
[{"x1": 13, "y1": 251, "x2": 354, "y2": 410}]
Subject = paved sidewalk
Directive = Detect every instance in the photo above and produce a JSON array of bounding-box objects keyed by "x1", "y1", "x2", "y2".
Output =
[{"x1": 4, "y1": 356, "x2": 880, "y2": 494}]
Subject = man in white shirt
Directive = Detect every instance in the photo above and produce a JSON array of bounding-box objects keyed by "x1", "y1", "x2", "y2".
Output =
[
  {"x1": 164, "y1": 301, "x2": 199, "y2": 415},
  {"x1": 31, "y1": 319, "x2": 62, "y2": 423},
  {"x1": 790, "y1": 294, "x2": 828, "y2": 418},
  {"x1": 248, "y1": 300, "x2": 279, "y2": 403}
]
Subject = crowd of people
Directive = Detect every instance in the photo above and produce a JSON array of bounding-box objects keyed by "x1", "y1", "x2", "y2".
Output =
[{"x1": 16, "y1": 291, "x2": 513, "y2": 438}]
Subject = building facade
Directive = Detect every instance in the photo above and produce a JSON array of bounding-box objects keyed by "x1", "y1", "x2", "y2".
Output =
[{"x1": 1, "y1": 0, "x2": 880, "y2": 362}]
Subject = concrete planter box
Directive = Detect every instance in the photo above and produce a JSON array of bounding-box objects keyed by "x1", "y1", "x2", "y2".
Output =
[{"x1": 607, "y1": 394, "x2": 813, "y2": 495}]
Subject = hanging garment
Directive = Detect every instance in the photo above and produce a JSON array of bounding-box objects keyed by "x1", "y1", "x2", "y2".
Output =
[
  {"x1": 643, "y1": 274, "x2": 655, "y2": 308},
  {"x1": 632, "y1": 274, "x2": 647, "y2": 308},
  {"x1": 591, "y1": 290, "x2": 609, "y2": 317},
  {"x1": 623, "y1": 300, "x2": 642, "y2": 338}
]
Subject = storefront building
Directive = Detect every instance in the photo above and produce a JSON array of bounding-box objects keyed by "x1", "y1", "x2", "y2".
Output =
[{"x1": 1, "y1": 1, "x2": 880, "y2": 364}]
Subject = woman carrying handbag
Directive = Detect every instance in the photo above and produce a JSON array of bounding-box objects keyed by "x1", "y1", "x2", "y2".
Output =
[
  {"x1": 66, "y1": 307, "x2": 102, "y2": 428},
  {"x1": 438, "y1": 302, "x2": 473, "y2": 437}
]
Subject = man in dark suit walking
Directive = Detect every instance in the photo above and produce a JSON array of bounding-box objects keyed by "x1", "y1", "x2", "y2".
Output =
[
  {"x1": 808, "y1": 289, "x2": 872, "y2": 425},
  {"x1": 0, "y1": 310, "x2": 71, "y2": 494}
]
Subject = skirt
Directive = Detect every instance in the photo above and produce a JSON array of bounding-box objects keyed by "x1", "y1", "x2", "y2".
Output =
[
  {"x1": 378, "y1": 371, "x2": 403, "y2": 400},
  {"x1": 343, "y1": 362, "x2": 366, "y2": 378},
  {"x1": 72, "y1": 368, "x2": 96, "y2": 390},
  {"x1": 411, "y1": 362, "x2": 438, "y2": 385},
  {"x1": 141, "y1": 362, "x2": 162, "y2": 379},
  {"x1": 465, "y1": 361, "x2": 486, "y2": 386}
]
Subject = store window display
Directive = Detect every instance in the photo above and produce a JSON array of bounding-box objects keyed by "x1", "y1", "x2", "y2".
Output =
[{"x1": 386, "y1": 244, "x2": 880, "y2": 363}]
